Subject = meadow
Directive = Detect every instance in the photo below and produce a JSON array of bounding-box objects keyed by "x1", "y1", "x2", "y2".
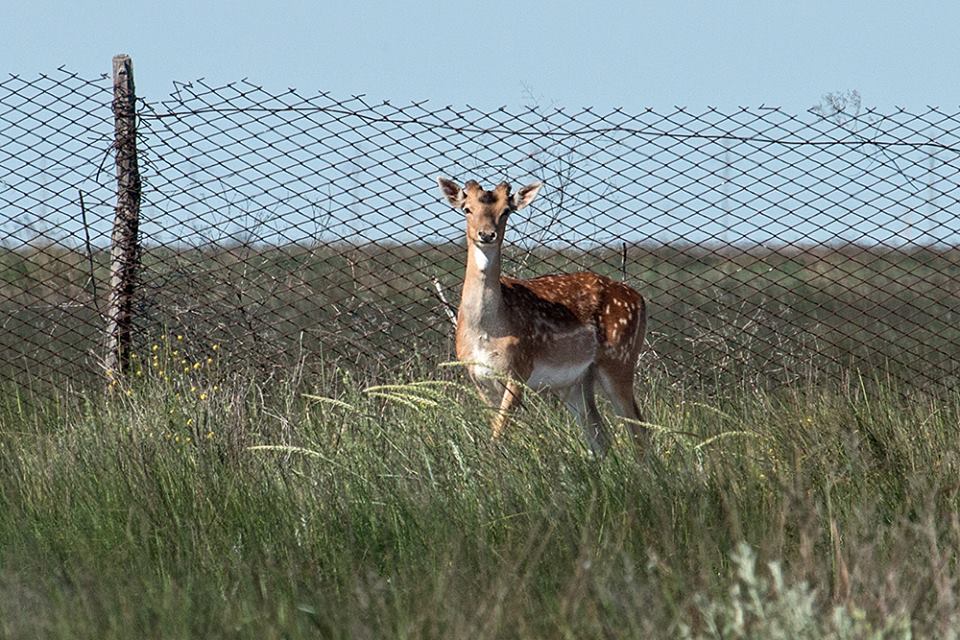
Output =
[
  {"x1": 5, "y1": 69, "x2": 960, "y2": 636},
  {"x1": 2, "y1": 335, "x2": 960, "y2": 637}
]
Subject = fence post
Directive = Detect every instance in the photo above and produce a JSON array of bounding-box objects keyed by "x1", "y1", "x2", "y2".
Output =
[{"x1": 104, "y1": 54, "x2": 142, "y2": 382}]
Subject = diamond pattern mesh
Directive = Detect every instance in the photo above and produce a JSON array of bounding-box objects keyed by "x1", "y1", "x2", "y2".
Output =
[{"x1": 2, "y1": 68, "x2": 959, "y2": 391}]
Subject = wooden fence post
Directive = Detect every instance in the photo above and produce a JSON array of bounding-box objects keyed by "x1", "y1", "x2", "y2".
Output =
[{"x1": 104, "y1": 54, "x2": 142, "y2": 382}]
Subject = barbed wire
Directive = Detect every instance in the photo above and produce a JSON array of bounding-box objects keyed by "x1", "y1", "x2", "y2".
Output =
[{"x1": 137, "y1": 105, "x2": 960, "y2": 151}]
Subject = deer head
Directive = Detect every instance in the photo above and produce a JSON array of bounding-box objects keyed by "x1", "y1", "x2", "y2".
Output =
[{"x1": 437, "y1": 177, "x2": 542, "y2": 251}]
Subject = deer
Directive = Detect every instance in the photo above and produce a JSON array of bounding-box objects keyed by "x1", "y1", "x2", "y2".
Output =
[{"x1": 437, "y1": 177, "x2": 648, "y2": 457}]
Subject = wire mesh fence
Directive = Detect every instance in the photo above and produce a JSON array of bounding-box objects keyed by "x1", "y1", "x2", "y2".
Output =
[{"x1": 2, "y1": 65, "x2": 959, "y2": 394}]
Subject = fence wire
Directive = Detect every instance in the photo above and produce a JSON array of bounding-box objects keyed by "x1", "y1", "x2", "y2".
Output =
[{"x1": 2, "y1": 67, "x2": 960, "y2": 392}]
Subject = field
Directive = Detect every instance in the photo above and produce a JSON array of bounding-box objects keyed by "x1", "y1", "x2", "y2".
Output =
[
  {"x1": 2, "y1": 341, "x2": 960, "y2": 638},
  {"x1": 3, "y1": 241, "x2": 960, "y2": 392},
  {"x1": 6, "y1": 68, "x2": 960, "y2": 637},
  {"x1": 3, "y1": 240, "x2": 960, "y2": 637}
]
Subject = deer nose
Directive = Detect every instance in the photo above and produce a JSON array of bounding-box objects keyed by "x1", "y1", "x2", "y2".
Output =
[{"x1": 478, "y1": 230, "x2": 497, "y2": 244}]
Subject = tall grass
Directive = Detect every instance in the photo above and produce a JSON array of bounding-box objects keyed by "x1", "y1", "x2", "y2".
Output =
[{"x1": 1, "y1": 365, "x2": 959, "y2": 638}]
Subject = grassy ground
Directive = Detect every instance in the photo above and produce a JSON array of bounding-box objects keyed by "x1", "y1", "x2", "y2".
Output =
[{"x1": 2, "y1": 345, "x2": 959, "y2": 638}]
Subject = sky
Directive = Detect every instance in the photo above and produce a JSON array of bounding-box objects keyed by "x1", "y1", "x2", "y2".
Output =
[
  {"x1": 4, "y1": 0, "x2": 959, "y2": 249},
  {"x1": 5, "y1": 0, "x2": 960, "y2": 112}
]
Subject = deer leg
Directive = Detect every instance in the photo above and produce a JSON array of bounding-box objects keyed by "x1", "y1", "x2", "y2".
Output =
[
  {"x1": 598, "y1": 366, "x2": 649, "y2": 456},
  {"x1": 564, "y1": 368, "x2": 610, "y2": 457},
  {"x1": 490, "y1": 379, "x2": 524, "y2": 440},
  {"x1": 475, "y1": 377, "x2": 504, "y2": 408}
]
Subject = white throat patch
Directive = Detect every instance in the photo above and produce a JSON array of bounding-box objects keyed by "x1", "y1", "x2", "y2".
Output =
[{"x1": 472, "y1": 246, "x2": 494, "y2": 271}]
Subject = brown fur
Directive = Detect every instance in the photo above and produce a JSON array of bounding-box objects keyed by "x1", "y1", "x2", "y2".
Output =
[{"x1": 438, "y1": 177, "x2": 648, "y2": 457}]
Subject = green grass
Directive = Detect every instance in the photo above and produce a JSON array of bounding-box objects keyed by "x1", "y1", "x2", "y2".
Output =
[{"x1": 2, "y1": 361, "x2": 960, "y2": 638}]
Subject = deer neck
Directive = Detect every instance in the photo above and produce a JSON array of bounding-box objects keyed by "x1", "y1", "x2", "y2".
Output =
[{"x1": 459, "y1": 242, "x2": 506, "y2": 331}]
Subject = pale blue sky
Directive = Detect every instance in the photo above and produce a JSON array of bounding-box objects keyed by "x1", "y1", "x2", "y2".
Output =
[{"x1": 6, "y1": 0, "x2": 960, "y2": 110}]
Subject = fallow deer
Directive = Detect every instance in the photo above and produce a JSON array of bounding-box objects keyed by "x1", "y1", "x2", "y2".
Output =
[{"x1": 437, "y1": 177, "x2": 648, "y2": 456}]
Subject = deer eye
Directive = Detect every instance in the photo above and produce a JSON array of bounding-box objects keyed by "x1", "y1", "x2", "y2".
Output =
[{"x1": 463, "y1": 207, "x2": 472, "y2": 215}]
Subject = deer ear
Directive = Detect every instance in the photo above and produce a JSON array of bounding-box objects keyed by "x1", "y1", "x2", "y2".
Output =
[
  {"x1": 510, "y1": 181, "x2": 542, "y2": 210},
  {"x1": 437, "y1": 176, "x2": 464, "y2": 209}
]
